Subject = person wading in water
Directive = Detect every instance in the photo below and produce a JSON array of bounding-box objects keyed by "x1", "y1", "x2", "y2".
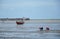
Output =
[
  {"x1": 39, "y1": 27, "x2": 43, "y2": 31},
  {"x1": 46, "y1": 27, "x2": 50, "y2": 30}
]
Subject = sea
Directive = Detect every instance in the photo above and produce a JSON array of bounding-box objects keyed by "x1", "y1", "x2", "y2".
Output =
[{"x1": 0, "y1": 19, "x2": 60, "y2": 39}]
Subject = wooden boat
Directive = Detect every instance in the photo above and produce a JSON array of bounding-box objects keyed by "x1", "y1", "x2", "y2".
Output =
[
  {"x1": 16, "y1": 20, "x2": 24, "y2": 25},
  {"x1": 16, "y1": 21, "x2": 24, "y2": 24}
]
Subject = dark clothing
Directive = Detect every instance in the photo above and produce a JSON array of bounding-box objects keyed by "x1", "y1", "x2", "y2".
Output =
[
  {"x1": 46, "y1": 27, "x2": 49, "y2": 30},
  {"x1": 39, "y1": 27, "x2": 43, "y2": 30}
]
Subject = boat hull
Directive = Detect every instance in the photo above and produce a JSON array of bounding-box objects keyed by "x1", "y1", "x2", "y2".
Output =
[{"x1": 16, "y1": 22, "x2": 24, "y2": 24}]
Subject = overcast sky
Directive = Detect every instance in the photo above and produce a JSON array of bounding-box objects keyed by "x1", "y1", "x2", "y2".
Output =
[{"x1": 0, "y1": 0, "x2": 60, "y2": 19}]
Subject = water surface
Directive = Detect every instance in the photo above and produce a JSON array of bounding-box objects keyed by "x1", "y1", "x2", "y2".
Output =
[{"x1": 0, "y1": 20, "x2": 60, "y2": 39}]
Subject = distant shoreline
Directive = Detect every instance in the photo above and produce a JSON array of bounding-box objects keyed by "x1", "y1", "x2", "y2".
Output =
[
  {"x1": 0, "y1": 18, "x2": 22, "y2": 20},
  {"x1": 0, "y1": 18, "x2": 60, "y2": 22},
  {"x1": 0, "y1": 18, "x2": 60, "y2": 20}
]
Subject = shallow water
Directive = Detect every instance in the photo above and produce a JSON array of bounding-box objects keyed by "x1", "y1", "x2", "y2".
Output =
[{"x1": 0, "y1": 20, "x2": 60, "y2": 39}]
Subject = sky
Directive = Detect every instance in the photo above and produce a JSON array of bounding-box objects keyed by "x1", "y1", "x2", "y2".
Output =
[{"x1": 0, "y1": 0, "x2": 60, "y2": 19}]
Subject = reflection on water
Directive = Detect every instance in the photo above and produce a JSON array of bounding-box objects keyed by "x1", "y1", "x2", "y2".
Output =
[{"x1": 0, "y1": 20, "x2": 60, "y2": 39}]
